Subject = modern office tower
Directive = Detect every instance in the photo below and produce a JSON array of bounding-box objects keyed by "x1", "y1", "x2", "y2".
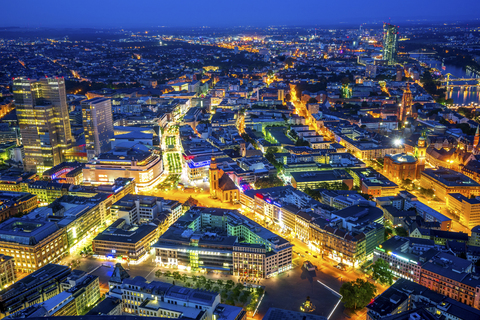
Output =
[
  {"x1": 13, "y1": 77, "x2": 73, "y2": 173},
  {"x1": 383, "y1": 23, "x2": 399, "y2": 65},
  {"x1": 81, "y1": 98, "x2": 114, "y2": 160}
]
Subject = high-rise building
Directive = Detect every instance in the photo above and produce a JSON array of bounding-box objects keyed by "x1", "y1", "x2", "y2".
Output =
[
  {"x1": 13, "y1": 77, "x2": 73, "y2": 173},
  {"x1": 81, "y1": 98, "x2": 114, "y2": 160},
  {"x1": 383, "y1": 23, "x2": 399, "y2": 65}
]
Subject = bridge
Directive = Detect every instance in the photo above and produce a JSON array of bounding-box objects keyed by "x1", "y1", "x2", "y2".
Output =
[{"x1": 440, "y1": 73, "x2": 480, "y2": 89}]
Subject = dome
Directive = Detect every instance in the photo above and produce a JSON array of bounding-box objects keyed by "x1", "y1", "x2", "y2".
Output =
[{"x1": 389, "y1": 153, "x2": 417, "y2": 164}]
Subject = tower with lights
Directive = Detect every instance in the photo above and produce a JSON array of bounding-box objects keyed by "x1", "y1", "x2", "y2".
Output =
[{"x1": 383, "y1": 23, "x2": 399, "y2": 65}]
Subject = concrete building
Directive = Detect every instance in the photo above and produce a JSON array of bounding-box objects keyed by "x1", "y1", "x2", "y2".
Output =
[
  {"x1": 24, "y1": 194, "x2": 113, "y2": 254},
  {"x1": 93, "y1": 219, "x2": 158, "y2": 262},
  {"x1": 290, "y1": 170, "x2": 354, "y2": 191},
  {"x1": 81, "y1": 98, "x2": 114, "y2": 160},
  {"x1": 0, "y1": 191, "x2": 38, "y2": 224},
  {"x1": 111, "y1": 194, "x2": 182, "y2": 226},
  {"x1": 0, "y1": 219, "x2": 68, "y2": 273},
  {"x1": 13, "y1": 78, "x2": 72, "y2": 173},
  {"x1": 154, "y1": 207, "x2": 292, "y2": 278},
  {"x1": 83, "y1": 143, "x2": 163, "y2": 191},
  {"x1": 446, "y1": 193, "x2": 480, "y2": 229},
  {"x1": 107, "y1": 267, "x2": 243, "y2": 320},
  {"x1": 310, "y1": 204, "x2": 384, "y2": 267},
  {"x1": 0, "y1": 255, "x2": 15, "y2": 289},
  {"x1": 420, "y1": 168, "x2": 480, "y2": 200},
  {"x1": 0, "y1": 264, "x2": 71, "y2": 318}
]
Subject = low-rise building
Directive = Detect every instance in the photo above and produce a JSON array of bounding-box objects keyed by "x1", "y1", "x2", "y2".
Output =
[
  {"x1": 446, "y1": 193, "x2": 480, "y2": 229},
  {"x1": 83, "y1": 143, "x2": 163, "y2": 191},
  {"x1": 420, "y1": 167, "x2": 480, "y2": 200},
  {"x1": 0, "y1": 191, "x2": 38, "y2": 223},
  {"x1": 290, "y1": 169, "x2": 354, "y2": 191},
  {"x1": 0, "y1": 264, "x2": 71, "y2": 318},
  {"x1": 310, "y1": 204, "x2": 384, "y2": 267},
  {"x1": 154, "y1": 207, "x2": 292, "y2": 278},
  {"x1": 0, "y1": 219, "x2": 68, "y2": 272},
  {"x1": 0, "y1": 255, "x2": 15, "y2": 289},
  {"x1": 106, "y1": 266, "x2": 243, "y2": 320},
  {"x1": 24, "y1": 194, "x2": 112, "y2": 254},
  {"x1": 93, "y1": 219, "x2": 158, "y2": 262},
  {"x1": 384, "y1": 153, "x2": 421, "y2": 182},
  {"x1": 111, "y1": 194, "x2": 182, "y2": 226}
]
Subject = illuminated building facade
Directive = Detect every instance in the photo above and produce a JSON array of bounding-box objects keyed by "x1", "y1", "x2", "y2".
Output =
[
  {"x1": 83, "y1": 144, "x2": 163, "y2": 191},
  {"x1": 0, "y1": 219, "x2": 68, "y2": 273},
  {"x1": 420, "y1": 168, "x2": 480, "y2": 200},
  {"x1": 81, "y1": 98, "x2": 114, "y2": 160},
  {"x1": 25, "y1": 194, "x2": 112, "y2": 254},
  {"x1": 0, "y1": 191, "x2": 38, "y2": 223},
  {"x1": 13, "y1": 78, "x2": 73, "y2": 173},
  {"x1": 383, "y1": 23, "x2": 399, "y2": 65},
  {"x1": 0, "y1": 264, "x2": 71, "y2": 318},
  {"x1": 446, "y1": 193, "x2": 480, "y2": 229},
  {"x1": 399, "y1": 83, "x2": 413, "y2": 122},
  {"x1": 373, "y1": 237, "x2": 422, "y2": 283},
  {"x1": 107, "y1": 275, "x2": 227, "y2": 320},
  {"x1": 384, "y1": 153, "x2": 420, "y2": 182},
  {"x1": 111, "y1": 194, "x2": 182, "y2": 226},
  {"x1": 93, "y1": 219, "x2": 158, "y2": 262},
  {"x1": 0, "y1": 255, "x2": 15, "y2": 289},
  {"x1": 209, "y1": 157, "x2": 239, "y2": 204},
  {"x1": 154, "y1": 207, "x2": 292, "y2": 278}
]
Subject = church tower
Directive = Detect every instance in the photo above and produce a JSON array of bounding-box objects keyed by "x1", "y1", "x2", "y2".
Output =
[
  {"x1": 474, "y1": 126, "x2": 479, "y2": 149},
  {"x1": 415, "y1": 135, "x2": 427, "y2": 178},
  {"x1": 209, "y1": 157, "x2": 219, "y2": 198},
  {"x1": 400, "y1": 83, "x2": 413, "y2": 123}
]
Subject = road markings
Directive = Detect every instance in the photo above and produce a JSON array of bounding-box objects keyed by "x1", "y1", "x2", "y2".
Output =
[{"x1": 317, "y1": 280, "x2": 343, "y2": 319}]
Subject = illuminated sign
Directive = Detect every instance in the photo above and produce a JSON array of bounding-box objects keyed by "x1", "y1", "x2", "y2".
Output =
[
  {"x1": 273, "y1": 201, "x2": 282, "y2": 207},
  {"x1": 187, "y1": 160, "x2": 210, "y2": 169}
]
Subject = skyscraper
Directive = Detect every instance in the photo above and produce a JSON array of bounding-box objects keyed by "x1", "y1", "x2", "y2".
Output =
[
  {"x1": 81, "y1": 97, "x2": 114, "y2": 160},
  {"x1": 383, "y1": 23, "x2": 399, "y2": 65},
  {"x1": 13, "y1": 77, "x2": 73, "y2": 173}
]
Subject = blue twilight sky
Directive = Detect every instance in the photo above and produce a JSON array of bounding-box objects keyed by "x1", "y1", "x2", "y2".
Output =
[{"x1": 1, "y1": 0, "x2": 479, "y2": 28}]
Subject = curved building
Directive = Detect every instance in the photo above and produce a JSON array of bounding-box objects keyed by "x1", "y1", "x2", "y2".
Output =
[{"x1": 384, "y1": 153, "x2": 420, "y2": 181}]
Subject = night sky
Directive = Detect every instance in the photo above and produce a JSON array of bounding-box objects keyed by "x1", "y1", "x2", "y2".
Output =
[{"x1": 2, "y1": 0, "x2": 479, "y2": 28}]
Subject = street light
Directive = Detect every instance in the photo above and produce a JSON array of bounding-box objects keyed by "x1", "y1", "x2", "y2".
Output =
[{"x1": 394, "y1": 138, "x2": 403, "y2": 147}]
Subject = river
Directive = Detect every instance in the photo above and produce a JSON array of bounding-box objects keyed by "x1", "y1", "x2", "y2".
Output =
[{"x1": 411, "y1": 54, "x2": 480, "y2": 106}]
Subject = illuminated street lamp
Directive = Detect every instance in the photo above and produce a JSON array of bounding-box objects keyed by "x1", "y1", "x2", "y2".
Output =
[{"x1": 394, "y1": 138, "x2": 403, "y2": 146}]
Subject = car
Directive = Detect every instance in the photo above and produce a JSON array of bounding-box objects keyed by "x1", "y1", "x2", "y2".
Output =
[
  {"x1": 313, "y1": 255, "x2": 318, "y2": 258},
  {"x1": 305, "y1": 251, "x2": 308, "y2": 254},
  {"x1": 335, "y1": 263, "x2": 347, "y2": 271}
]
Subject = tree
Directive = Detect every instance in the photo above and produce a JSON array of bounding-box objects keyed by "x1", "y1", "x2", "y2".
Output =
[
  {"x1": 371, "y1": 258, "x2": 394, "y2": 286},
  {"x1": 255, "y1": 175, "x2": 284, "y2": 189},
  {"x1": 172, "y1": 271, "x2": 181, "y2": 280},
  {"x1": 226, "y1": 280, "x2": 235, "y2": 289},
  {"x1": 155, "y1": 270, "x2": 163, "y2": 278},
  {"x1": 340, "y1": 278, "x2": 377, "y2": 310},
  {"x1": 395, "y1": 227, "x2": 408, "y2": 237},
  {"x1": 205, "y1": 282, "x2": 212, "y2": 291},
  {"x1": 217, "y1": 279, "x2": 224, "y2": 287},
  {"x1": 164, "y1": 271, "x2": 171, "y2": 278},
  {"x1": 212, "y1": 286, "x2": 220, "y2": 292},
  {"x1": 285, "y1": 93, "x2": 292, "y2": 102},
  {"x1": 295, "y1": 138, "x2": 310, "y2": 147},
  {"x1": 307, "y1": 97, "x2": 318, "y2": 104}
]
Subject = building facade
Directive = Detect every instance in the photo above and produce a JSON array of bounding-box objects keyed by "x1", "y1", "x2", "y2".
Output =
[
  {"x1": 13, "y1": 78, "x2": 72, "y2": 173},
  {"x1": 81, "y1": 98, "x2": 114, "y2": 160}
]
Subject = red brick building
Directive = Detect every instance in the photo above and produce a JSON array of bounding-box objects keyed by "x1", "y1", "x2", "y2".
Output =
[{"x1": 384, "y1": 153, "x2": 420, "y2": 182}]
